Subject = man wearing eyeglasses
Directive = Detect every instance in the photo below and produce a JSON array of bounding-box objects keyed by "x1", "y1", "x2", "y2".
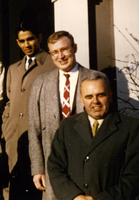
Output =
[{"x1": 28, "y1": 31, "x2": 98, "y2": 200}]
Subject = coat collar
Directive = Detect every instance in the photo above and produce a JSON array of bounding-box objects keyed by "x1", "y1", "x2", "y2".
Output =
[
  {"x1": 90, "y1": 112, "x2": 120, "y2": 150},
  {"x1": 35, "y1": 50, "x2": 48, "y2": 65},
  {"x1": 75, "y1": 64, "x2": 87, "y2": 113},
  {"x1": 17, "y1": 56, "x2": 26, "y2": 76},
  {"x1": 17, "y1": 50, "x2": 47, "y2": 76},
  {"x1": 74, "y1": 111, "x2": 93, "y2": 146},
  {"x1": 74, "y1": 111, "x2": 121, "y2": 151},
  {"x1": 46, "y1": 68, "x2": 61, "y2": 122}
]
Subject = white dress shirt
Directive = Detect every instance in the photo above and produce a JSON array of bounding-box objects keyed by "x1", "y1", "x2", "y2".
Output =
[
  {"x1": 59, "y1": 63, "x2": 79, "y2": 113},
  {"x1": 25, "y1": 56, "x2": 35, "y2": 70},
  {"x1": 25, "y1": 50, "x2": 41, "y2": 70},
  {"x1": 88, "y1": 115, "x2": 104, "y2": 130}
]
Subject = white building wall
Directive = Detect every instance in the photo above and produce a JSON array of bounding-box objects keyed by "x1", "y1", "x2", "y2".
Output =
[
  {"x1": 52, "y1": 0, "x2": 139, "y2": 117},
  {"x1": 53, "y1": 0, "x2": 90, "y2": 68},
  {"x1": 113, "y1": 0, "x2": 139, "y2": 117}
]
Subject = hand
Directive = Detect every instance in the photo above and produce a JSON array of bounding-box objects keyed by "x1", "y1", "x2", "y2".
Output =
[
  {"x1": 73, "y1": 194, "x2": 94, "y2": 200},
  {"x1": 33, "y1": 174, "x2": 46, "y2": 191}
]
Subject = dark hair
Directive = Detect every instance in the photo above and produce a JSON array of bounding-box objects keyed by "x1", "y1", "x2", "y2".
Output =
[
  {"x1": 15, "y1": 8, "x2": 40, "y2": 38},
  {"x1": 47, "y1": 30, "x2": 75, "y2": 47}
]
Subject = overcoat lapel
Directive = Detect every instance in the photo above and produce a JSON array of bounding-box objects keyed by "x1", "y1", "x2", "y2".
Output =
[
  {"x1": 74, "y1": 112, "x2": 93, "y2": 146},
  {"x1": 17, "y1": 56, "x2": 26, "y2": 76},
  {"x1": 17, "y1": 51, "x2": 46, "y2": 80},
  {"x1": 17, "y1": 56, "x2": 37, "y2": 85},
  {"x1": 47, "y1": 69, "x2": 61, "y2": 122},
  {"x1": 87, "y1": 112, "x2": 120, "y2": 154},
  {"x1": 75, "y1": 65, "x2": 84, "y2": 113},
  {"x1": 75, "y1": 64, "x2": 90, "y2": 113},
  {"x1": 74, "y1": 112, "x2": 121, "y2": 155},
  {"x1": 27, "y1": 50, "x2": 47, "y2": 71}
]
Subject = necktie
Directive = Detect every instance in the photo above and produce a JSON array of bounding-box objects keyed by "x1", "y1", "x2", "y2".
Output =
[
  {"x1": 62, "y1": 74, "x2": 70, "y2": 119},
  {"x1": 92, "y1": 120, "x2": 99, "y2": 137},
  {"x1": 26, "y1": 58, "x2": 32, "y2": 70}
]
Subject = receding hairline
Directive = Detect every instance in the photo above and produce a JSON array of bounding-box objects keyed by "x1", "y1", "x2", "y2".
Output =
[{"x1": 80, "y1": 73, "x2": 111, "y2": 95}]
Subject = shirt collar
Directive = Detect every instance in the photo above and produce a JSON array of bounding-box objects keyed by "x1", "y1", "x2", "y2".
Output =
[
  {"x1": 26, "y1": 49, "x2": 41, "y2": 61},
  {"x1": 88, "y1": 115, "x2": 104, "y2": 128},
  {"x1": 59, "y1": 63, "x2": 79, "y2": 76}
]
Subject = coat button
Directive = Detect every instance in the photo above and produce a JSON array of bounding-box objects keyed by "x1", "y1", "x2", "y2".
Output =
[
  {"x1": 84, "y1": 156, "x2": 90, "y2": 162},
  {"x1": 84, "y1": 183, "x2": 89, "y2": 189},
  {"x1": 19, "y1": 113, "x2": 23, "y2": 117},
  {"x1": 21, "y1": 88, "x2": 25, "y2": 92}
]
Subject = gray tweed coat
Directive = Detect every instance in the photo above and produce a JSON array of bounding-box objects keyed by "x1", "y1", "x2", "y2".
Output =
[{"x1": 28, "y1": 64, "x2": 98, "y2": 200}]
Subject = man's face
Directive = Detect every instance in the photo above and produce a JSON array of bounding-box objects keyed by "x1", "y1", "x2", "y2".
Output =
[
  {"x1": 16, "y1": 31, "x2": 42, "y2": 57},
  {"x1": 80, "y1": 78, "x2": 112, "y2": 120},
  {"x1": 48, "y1": 36, "x2": 77, "y2": 72}
]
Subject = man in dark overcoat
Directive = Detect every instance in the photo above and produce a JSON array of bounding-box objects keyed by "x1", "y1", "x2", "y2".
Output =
[{"x1": 48, "y1": 72, "x2": 139, "y2": 200}]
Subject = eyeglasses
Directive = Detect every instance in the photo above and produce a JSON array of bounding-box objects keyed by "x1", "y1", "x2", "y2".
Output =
[{"x1": 49, "y1": 47, "x2": 71, "y2": 58}]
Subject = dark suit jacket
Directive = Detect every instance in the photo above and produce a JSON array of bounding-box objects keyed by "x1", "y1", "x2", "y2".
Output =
[{"x1": 48, "y1": 111, "x2": 139, "y2": 200}]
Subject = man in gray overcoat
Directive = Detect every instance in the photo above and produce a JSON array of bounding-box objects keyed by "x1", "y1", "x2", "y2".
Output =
[{"x1": 28, "y1": 31, "x2": 98, "y2": 200}]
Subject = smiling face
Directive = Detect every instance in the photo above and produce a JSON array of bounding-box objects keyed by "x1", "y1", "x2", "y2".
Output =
[
  {"x1": 80, "y1": 78, "x2": 112, "y2": 120},
  {"x1": 16, "y1": 30, "x2": 42, "y2": 57},
  {"x1": 48, "y1": 36, "x2": 77, "y2": 72}
]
